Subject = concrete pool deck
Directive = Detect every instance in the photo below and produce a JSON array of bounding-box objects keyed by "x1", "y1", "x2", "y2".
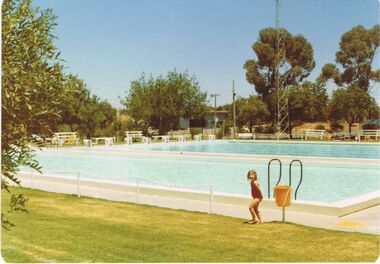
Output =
[{"x1": 16, "y1": 173, "x2": 380, "y2": 235}]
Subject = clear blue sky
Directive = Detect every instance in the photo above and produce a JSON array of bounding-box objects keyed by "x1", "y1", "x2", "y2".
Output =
[{"x1": 33, "y1": 0, "x2": 380, "y2": 108}]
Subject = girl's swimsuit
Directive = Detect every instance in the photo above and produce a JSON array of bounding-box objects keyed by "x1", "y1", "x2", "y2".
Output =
[{"x1": 251, "y1": 181, "x2": 263, "y2": 201}]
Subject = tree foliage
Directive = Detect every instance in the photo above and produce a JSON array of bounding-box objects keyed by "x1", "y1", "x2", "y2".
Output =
[
  {"x1": 122, "y1": 71, "x2": 208, "y2": 134},
  {"x1": 287, "y1": 81, "x2": 329, "y2": 129},
  {"x1": 2, "y1": 0, "x2": 119, "y2": 228},
  {"x1": 59, "y1": 75, "x2": 90, "y2": 131},
  {"x1": 77, "y1": 96, "x2": 117, "y2": 138},
  {"x1": 244, "y1": 27, "x2": 315, "y2": 107},
  {"x1": 220, "y1": 96, "x2": 270, "y2": 132},
  {"x1": 320, "y1": 25, "x2": 380, "y2": 92},
  {"x1": 58, "y1": 75, "x2": 117, "y2": 138},
  {"x1": 2, "y1": 0, "x2": 67, "y2": 228},
  {"x1": 235, "y1": 96, "x2": 270, "y2": 132},
  {"x1": 329, "y1": 86, "x2": 379, "y2": 132}
]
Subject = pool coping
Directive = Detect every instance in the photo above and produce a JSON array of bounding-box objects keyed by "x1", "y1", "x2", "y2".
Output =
[
  {"x1": 227, "y1": 139, "x2": 380, "y2": 145},
  {"x1": 39, "y1": 146, "x2": 380, "y2": 166},
  {"x1": 17, "y1": 172, "x2": 380, "y2": 217}
]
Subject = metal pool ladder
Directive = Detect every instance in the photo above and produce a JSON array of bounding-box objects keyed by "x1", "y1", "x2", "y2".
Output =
[
  {"x1": 267, "y1": 158, "x2": 303, "y2": 200},
  {"x1": 267, "y1": 158, "x2": 282, "y2": 199}
]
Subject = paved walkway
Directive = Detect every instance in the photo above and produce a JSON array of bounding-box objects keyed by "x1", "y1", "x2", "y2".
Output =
[{"x1": 19, "y1": 177, "x2": 380, "y2": 235}]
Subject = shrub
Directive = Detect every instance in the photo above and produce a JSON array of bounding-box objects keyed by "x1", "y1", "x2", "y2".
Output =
[
  {"x1": 314, "y1": 124, "x2": 326, "y2": 130},
  {"x1": 57, "y1": 124, "x2": 72, "y2": 132},
  {"x1": 263, "y1": 125, "x2": 276, "y2": 133},
  {"x1": 362, "y1": 124, "x2": 379, "y2": 129},
  {"x1": 216, "y1": 128, "x2": 224, "y2": 139},
  {"x1": 330, "y1": 122, "x2": 343, "y2": 132},
  {"x1": 190, "y1": 128, "x2": 203, "y2": 136}
]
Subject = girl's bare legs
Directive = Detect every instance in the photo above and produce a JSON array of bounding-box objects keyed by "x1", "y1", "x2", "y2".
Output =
[
  {"x1": 253, "y1": 199, "x2": 263, "y2": 223},
  {"x1": 248, "y1": 199, "x2": 260, "y2": 223}
]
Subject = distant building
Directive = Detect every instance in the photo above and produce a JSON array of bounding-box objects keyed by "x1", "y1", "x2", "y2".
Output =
[
  {"x1": 179, "y1": 111, "x2": 229, "y2": 129},
  {"x1": 363, "y1": 119, "x2": 380, "y2": 129}
]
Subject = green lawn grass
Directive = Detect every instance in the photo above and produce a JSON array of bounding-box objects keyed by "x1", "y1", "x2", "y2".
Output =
[{"x1": 2, "y1": 187, "x2": 379, "y2": 262}]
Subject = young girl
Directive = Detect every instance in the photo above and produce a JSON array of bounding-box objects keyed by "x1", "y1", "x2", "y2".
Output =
[{"x1": 247, "y1": 170, "x2": 263, "y2": 224}]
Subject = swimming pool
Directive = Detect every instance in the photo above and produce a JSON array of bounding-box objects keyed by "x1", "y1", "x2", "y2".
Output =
[
  {"x1": 31, "y1": 149, "x2": 380, "y2": 203},
  {"x1": 134, "y1": 141, "x2": 380, "y2": 159}
]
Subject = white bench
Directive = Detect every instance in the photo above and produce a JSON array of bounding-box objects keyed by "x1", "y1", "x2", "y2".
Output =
[
  {"x1": 170, "y1": 129, "x2": 191, "y2": 141},
  {"x1": 52, "y1": 132, "x2": 78, "y2": 145},
  {"x1": 303, "y1": 129, "x2": 325, "y2": 140},
  {"x1": 237, "y1": 133, "x2": 254, "y2": 140},
  {"x1": 359, "y1": 130, "x2": 380, "y2": 141},
  {"x1": 83, "y1": 139, "x2": 92, "y2": 148},
  {"x1": 152, "y1": 135, "x2": 170, "y2": 143},
  {"x1": 208, "y1": 134, "x2": 215, "y2": 140},
  {"x1": 142, "y1": 137, "x2": 152, "y2": 144},
  {"x1": 93, "y1": 137, "x2": 114, "y2": 145},
  {"x1": 124, "y1": 137, "x2": 133, "y2": 145},
  {"x1": 194, "y1": 134, "x2": 202, "y2": 141},
  {"x1": 30, "y1": 134, "x2": 44, "y2": 143},
  {"x1": 125, "y1": 131, "x2": 143, "y2": 141},
  {"x1": 176, "y1": 135, "x2": 185, "y2": 142}
]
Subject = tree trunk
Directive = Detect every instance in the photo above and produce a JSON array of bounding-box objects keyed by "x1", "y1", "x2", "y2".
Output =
[
  {"x1": 159, "y1": 117, "x2": 163, "y2": 135},
  {"x1": 288, "y1": 122, "x2": 293, "y2": 139},
  {"x1": 348, "y1": 123, "x2": 352, "y2": 133},
  {"x1": 288, "y1": 110, "x2": 292, "y2": 139}
]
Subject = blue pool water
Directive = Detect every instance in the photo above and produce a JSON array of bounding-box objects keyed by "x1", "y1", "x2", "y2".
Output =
[
  {"x1": 32, "y1": 150, "x2": 380, "y2": 203},
  {"x1": 139, "y1": 141, "x2": 380, "y2": 159}
]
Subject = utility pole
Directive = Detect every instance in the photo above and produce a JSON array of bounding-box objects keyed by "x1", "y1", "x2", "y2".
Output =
[
  {"x1": 210, "y1": 94, "x2": 220, "y2": 135},
  {"x1": 232, "y1": 81, "x2": 236, "y2": 139}
]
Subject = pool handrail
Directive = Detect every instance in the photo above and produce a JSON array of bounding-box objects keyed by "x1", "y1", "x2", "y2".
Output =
[
  {"x1": 267, "y1": 158, "x2": 282, "y2": 199},
  {"x1": 289, "y1": 159, "x2": 303, "y2": 200}
]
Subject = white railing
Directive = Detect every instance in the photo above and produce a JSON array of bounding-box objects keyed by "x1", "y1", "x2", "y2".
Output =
[
  {"x1": 359, "y1": 130, "x2": 380, "y2": 141},
  {"x1": 20, "y1": 170, "x2": 215, "y2": 214}
]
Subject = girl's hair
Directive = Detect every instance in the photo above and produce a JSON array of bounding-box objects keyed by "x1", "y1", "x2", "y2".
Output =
[{"x1": 247, "y1": 170, "x2": 257, "y2": 181}]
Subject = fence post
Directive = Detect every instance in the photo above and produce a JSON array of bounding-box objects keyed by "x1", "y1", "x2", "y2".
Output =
[
  {"x1": 209, "y1": 185, "x2": 213, "y2": 214},
  {"x1": 136, "y1": 178, "x2": 140, "y2": 203},
  {"x1": 77, "y1": 172, "x2": 81, "y2": 198}
]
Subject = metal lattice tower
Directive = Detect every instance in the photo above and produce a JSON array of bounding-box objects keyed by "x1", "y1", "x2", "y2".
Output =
[{"x1": 275, "y1": 0, "x2": 290, "y2": 140}]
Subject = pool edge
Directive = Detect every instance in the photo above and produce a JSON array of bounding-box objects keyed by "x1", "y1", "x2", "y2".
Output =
[{"x1": 16, "y1": 172, "x2": 380, "y2": 217}]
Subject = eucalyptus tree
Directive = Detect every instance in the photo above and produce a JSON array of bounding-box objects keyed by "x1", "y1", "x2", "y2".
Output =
[
  {"x1": 319, "y1": 25, "x2": 380, "y2": 130},
  {"x1": 320, "y1": 25, "x2": 380, "y2": 92},
  {"x1": 244, "y1": 27, "x2": 315, "y2": 115}
]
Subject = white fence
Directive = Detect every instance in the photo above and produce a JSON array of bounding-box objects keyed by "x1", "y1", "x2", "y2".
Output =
[
  {"x1": 16, "y1": 170, "x2": 380, "y2": 217},
  {"x1": 20, "y1": 170, "x2": 215, "y2": 214}
]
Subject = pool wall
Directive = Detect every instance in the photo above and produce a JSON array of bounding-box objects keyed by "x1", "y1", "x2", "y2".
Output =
[
  {"x1": 16, "y1": 172, "x2": 380, "y2": 217},
  {"x1": 130, "y1": 139, "x2": 380, "y2": 159},
  {"x1": 33, "y1": 147, "x2": 380, "y2": 203}
]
